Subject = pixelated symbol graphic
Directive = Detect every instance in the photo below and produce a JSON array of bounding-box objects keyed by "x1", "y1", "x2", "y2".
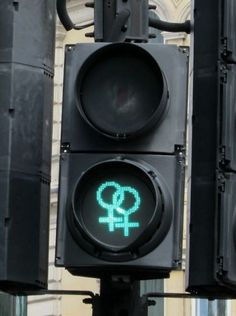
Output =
[{"x1": 96, "y1": 181, "x2": 141, "y2": 237}]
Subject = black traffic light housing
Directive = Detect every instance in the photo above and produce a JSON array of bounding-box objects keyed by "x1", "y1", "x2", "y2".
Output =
[
  {"x1": 56, "y1": 42, "x2": 188, "y2": 279},
  {"x1": 0, "y1": 0, "x2": 55, "y2": 293},
  {"x1": 186, "y1": 0, "x2": 236, "y2": 297},
  {"x1": 59, "y1": 43, "x2": 187, "y2": 153}
]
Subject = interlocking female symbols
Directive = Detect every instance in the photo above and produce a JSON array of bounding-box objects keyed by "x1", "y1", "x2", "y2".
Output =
[{"x1": 96, "y1": 181, "x2": 141, "y2": 237}]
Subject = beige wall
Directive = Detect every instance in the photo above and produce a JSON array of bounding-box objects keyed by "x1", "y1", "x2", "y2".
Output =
[
  {"x1": 60, "y1": 272, "x2": 99, "y2": 316},
  {"x1": 165, "y1": 271, "x2": 192, "y2": 316}
]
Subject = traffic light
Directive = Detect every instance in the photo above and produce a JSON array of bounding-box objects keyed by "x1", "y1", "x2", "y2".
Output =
[
  {"x1": 55, "y1": 42, "x2": 188, "y2": 279},
  {"x1": 186, "y1": 0, "x2": 236, "y2": 296},
  {"x1": 0, "y1": 0, "x2": 55, "y2": 293}
]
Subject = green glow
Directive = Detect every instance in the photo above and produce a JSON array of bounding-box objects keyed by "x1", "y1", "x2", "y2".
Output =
[{"x1": 96, "y1": 181, "x2": 141, "y2": 237}]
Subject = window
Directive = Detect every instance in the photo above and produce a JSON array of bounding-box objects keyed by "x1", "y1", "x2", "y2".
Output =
[
  {"x1": 140, "y1": 279, "x2": 164, "y2": 316},
  {"x1": 0, "y1": 294, "x2": 26, "y2": 316},
  {"x1": 196, "y1": 299, "x2": 229, "y2": 316}
]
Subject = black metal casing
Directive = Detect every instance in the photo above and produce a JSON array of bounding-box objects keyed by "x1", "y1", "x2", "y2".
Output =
[
  {"x1": 56, "y1": 42, "x2": 188, "y2": 279},
  {"x1": 0, "y1": 0, "x2": 55, "y2": 292},
  {"x1": 60, "y1": 43, "x2": 187, "y2": 154},
  {"x1": 187, "y1": 0, "x2": 236, "y2": 297}
]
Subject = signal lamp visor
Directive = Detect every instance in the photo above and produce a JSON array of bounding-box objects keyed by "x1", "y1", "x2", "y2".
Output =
[
  {"x1": 76, "y1": 43, "x2": 168, "y2": 140},
  {"x1": 68, "y1": 159, "x2": 172, "y2": 261}
]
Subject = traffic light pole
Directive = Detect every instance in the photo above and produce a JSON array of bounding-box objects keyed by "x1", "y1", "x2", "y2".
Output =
[
  {"x1": 92, "y1": 0, "x2": 149, "y2": 42},
  {"x1": 91, "y1": 278, "x2": 150, "y2": 316}
]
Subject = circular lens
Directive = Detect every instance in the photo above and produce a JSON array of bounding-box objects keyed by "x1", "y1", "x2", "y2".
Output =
[
  {"x1": 69, "y1": 158, "x2": 172, "y2": 261},
  {"x1": 76, "y1": 43, "x2": 168, "y2": 139}
]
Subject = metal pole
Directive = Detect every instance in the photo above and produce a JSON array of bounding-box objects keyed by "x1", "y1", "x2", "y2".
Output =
[
  {"x1": 92, "y1": 278, "x2": 149, "y2": 316},
  {"x1": 94, "y1": 0, "x2": 149, "y2": 42}
]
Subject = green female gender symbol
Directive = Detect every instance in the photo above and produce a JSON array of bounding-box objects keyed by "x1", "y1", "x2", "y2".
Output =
[
  {"x1": 97, "y1": 181, "x2": 141, "y2": 237},
  {"x1": 113, "y1": 186, "x2": 141, "y2": 236},
  {"x1": 97, "y1": 181, "x2": 123, "y2": 232}
]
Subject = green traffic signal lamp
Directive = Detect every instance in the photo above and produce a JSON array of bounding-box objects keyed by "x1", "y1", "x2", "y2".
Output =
[
  {"x1": 97, "y1": 181, "x2": 141, "y2": 237},
  {"x1": 68, "y1": 159, "x2": 172, "y2": 261}
]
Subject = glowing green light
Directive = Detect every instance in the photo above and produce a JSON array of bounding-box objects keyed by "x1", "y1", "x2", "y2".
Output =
[{"x1": 96, "y1": 181, "x2": 141, "y2": 237}]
